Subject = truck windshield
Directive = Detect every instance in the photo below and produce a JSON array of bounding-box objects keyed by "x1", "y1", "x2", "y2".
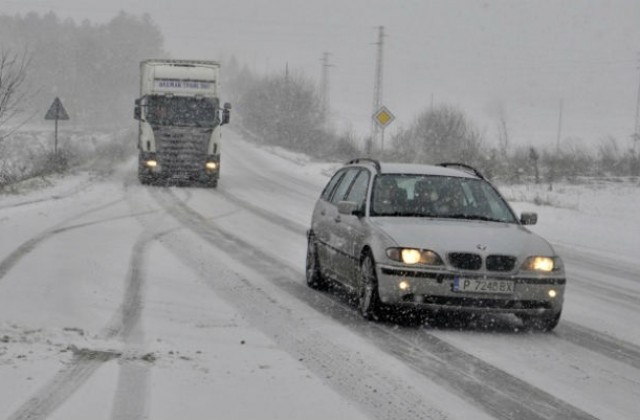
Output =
[{"x1": 146, "y1": 96, "x2": 219, "y2": 128}]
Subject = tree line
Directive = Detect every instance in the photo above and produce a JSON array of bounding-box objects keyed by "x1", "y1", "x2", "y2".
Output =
[
  {"x1": 0, "y1": 11, "x2": 165, "y2": 129},
  {"x1": 224, "y1": 58, "x2": 640, "y2": 181}
]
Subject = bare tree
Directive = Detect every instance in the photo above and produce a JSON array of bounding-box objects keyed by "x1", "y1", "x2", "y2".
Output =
[
  {"x1": 392, "y1": 104, "x2": 485, "y2": 165},
  {"x1": 0, "y1": 48, "x2": 32, "y2": 142}
]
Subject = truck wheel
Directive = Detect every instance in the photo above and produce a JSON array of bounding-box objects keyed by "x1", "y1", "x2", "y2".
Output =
[{"x1": 138, "y1": 172, "x2": 153, "y2": 185}]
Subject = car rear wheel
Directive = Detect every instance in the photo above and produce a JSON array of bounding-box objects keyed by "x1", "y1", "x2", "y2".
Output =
[
  {"x1": 306, "y1": 235, "x2": 328, "y2": 290},
  {"x1": 358, "y1": 254, "x2": 384, "y2": 321},
  {"x1": 519, "y1": 311, "x2": 561, "y2": 332}
]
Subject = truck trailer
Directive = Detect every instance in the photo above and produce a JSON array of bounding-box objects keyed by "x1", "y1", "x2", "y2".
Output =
[{"x1": 134, "y1": 59, "x2": 231, "y2": 187}]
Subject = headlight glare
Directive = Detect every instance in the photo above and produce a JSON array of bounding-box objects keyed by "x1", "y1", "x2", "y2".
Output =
[
  {"x1": 521, "y1": 256, "x2": 558, "y2": 272},
  {"x1": 386, "y1": 248, "x2": 443, "y2": 266},
  {"x1": 401, "y1": 249, "x2": 421, "y2": 264}
]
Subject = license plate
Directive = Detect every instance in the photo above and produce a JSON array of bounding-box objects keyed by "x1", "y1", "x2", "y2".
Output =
[{"x1": 453, "y1": 277, "x2": 514, "y2": 294}]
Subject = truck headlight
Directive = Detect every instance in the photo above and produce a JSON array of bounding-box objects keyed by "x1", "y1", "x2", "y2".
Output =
[{"x1": 386, "y1": 248, "x2": 443, "y2": 266}]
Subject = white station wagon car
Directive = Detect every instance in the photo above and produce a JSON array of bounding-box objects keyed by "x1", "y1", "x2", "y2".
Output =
[{"x1": 306, "y1": 158, "x2": 565, "y2": 331}]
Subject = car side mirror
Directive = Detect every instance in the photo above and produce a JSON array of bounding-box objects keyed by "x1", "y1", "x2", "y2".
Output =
[
  {"x1": 337, "y1": 201, "x2": 363, "y2": 217},
  {"x1": 520, "y1": 212, "x2": 538, "y2": 225},
  {"x1": 134, "y1": 104, "x2": 141, "y2": 120}
]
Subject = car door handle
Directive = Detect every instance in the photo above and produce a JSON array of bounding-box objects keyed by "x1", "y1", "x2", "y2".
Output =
[
  {"x1": 334, "y1": 215, "x2": 341, "y2": 223},
  {"x1": 320, "y1": 210, "x2": 326, "y2": 216}
]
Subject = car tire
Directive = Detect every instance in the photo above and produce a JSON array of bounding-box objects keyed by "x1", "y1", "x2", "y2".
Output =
[
  {"x1": 306, "y1": 235, "x2": 328, "y2": 290},
  {"x1": 519, "y1": 311, "x2": 561, "y2": 332},
  {"x1": 358, "y1": 253, "x2": 385, "y2": 321}
]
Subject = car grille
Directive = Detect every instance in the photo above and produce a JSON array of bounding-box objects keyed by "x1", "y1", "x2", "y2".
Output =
[
  {"x1": 448, "y1": 253, "x2": 482, "y2": 270},
  {"x1": 447, "y1": 253, "x2": 517, "y2": 272},
  {"x1": 486, "y1": 255, "x2": 517, "y2": 272}
]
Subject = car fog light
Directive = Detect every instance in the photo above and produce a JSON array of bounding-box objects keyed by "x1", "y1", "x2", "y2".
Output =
[
  {"x1": 398, "y1": 280, "x2": 411, "y2": 291},
  {"x1": 548, "y1": 289, "x2": 557, "y2": 298}
]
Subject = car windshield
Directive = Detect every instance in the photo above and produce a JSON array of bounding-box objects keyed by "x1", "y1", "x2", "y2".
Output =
[{"x1": 370, "y1": 174, "x2": 518, "y2": 223}]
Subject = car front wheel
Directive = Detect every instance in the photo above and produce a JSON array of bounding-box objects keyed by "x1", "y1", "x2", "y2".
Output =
[
  {"x1": 358, "y1": 253, "x2": 384, "y2": 321},
  {"x1": 306, "y1": 235, "x2": 328, "y2": 290}
]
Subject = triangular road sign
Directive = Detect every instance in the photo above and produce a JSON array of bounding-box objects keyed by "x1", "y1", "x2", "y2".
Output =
[{"x1": 45, "y1": 97, "x2": 70, "y2": 120}]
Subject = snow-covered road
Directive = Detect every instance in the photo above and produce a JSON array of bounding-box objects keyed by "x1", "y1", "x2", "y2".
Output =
[{"x1": 1, "y1": 129, "x2": 639, "y2": 419}]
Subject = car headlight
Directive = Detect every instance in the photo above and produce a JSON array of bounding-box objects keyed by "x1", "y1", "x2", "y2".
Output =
[
  {"x1": 520, "y1": 256, "x2": 563, "y2": 272},
  {"x1": 386, "y1": 248, "x2": 444, "y2": 266}
]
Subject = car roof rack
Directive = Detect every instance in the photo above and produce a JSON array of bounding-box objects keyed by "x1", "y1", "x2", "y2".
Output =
[
  {"x1": 437, "y1": 162, "x2": 485, "y2": 180},
  {"x1": 346, "y1": 158, "x2": 381, "y2": 173}
]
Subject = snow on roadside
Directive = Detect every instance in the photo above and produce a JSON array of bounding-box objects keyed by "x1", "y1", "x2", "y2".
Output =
[{"x1": 501, "y1": 180, "x2": 640, "y2": 265}]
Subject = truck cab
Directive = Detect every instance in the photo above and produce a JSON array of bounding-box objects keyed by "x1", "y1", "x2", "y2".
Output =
[{"x1": 134, "y1": 59, "x2": 231, "y2": 187}]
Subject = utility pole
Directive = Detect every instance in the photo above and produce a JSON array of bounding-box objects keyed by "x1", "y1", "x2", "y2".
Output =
[
  {"x1": 368, "y1": 26, "x2": 385, "y2": 155},
  {"x1": 320, "y1": 52, "x2": 333, "y2": 129},
  {"x1": 634, "y1": 52, "x2": 640, "y2": 154},
  {"x1": 556, "y1": 98, "x2": 563, "y2": 153}
]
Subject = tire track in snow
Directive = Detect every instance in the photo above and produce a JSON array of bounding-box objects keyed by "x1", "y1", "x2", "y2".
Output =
[
  {"x1": 5, "y1": 208, "x2": 159, "y2": 420},
  {"x1": 6, "y1": 351, "x2": 119, "y2": 420},
  {"x1": 0, "y1": 199, "x2": 127, "y2": 282},
  {"x1": 150, "y1": 187, "x2": 599, "y2": 420},
  {"x1": 223, "y1": 138, "x2": 322, "y2": 201},
  {"x1": 6, "y1": 230, "x2": 156, "y2": 420},
  {"x1": 216, "y1": 187, "x2": 307, "y2": 236},
  {"x1": 146, "y1": 187, "x2": 450, "y2": 420},
  {"x1": 555, "y1": 321, "x2": 640, "y2": 371}
]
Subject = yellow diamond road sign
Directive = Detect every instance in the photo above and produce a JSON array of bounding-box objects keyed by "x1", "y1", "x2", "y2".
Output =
[{"x1": 373, "y1": 106, "x2": 395, "y2": 128}]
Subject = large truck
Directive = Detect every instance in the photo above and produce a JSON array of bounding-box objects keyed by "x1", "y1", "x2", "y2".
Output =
[{"x1": 134, "y1": 59, "x2": 231, "y2": 187}]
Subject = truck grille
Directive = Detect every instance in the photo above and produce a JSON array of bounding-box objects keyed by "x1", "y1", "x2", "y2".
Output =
[{"x1": 155, "y1": 127, "x2": 211, "y2": 175}]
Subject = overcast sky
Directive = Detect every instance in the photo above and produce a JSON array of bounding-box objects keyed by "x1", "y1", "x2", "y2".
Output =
[{"x1": 3, "y1": 0, "x2": 640, "y2": 150}]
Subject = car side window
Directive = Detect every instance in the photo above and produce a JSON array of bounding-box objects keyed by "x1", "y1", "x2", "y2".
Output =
[
  {"x1": 329, "y1": 168, "x2": 360, "y2": 205},
  {"x1": 344, "y1": 170, "x2": 370, "y2": 208},
  {"x1": 321, "y1": 169, "x2": 346, "y2": 201}
]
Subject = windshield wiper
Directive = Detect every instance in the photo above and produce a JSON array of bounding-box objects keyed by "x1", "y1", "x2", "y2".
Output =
[{"x1": 445, "y1": 214, "x2": 506, "y2": 222}]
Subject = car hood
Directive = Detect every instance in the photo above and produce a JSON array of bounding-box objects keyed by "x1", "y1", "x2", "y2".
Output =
[{"x1": 370, "y1": 217, "x2": 555, "y2": 257}]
